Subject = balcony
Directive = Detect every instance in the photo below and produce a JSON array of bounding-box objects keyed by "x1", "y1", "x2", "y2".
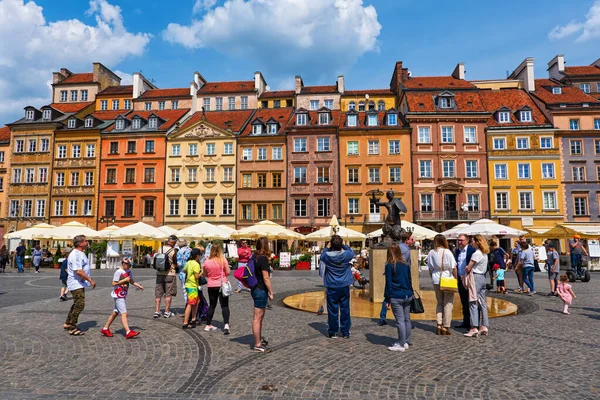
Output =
[{"x1": 414, "y1": 210, "x2": 490, "y2": 222}]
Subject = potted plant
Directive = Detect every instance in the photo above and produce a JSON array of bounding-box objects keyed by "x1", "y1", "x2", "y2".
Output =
[
  {"x1": 89, "y1": 241, "x2": 107, "y2": 269},
  {"x1": 53, "y1": 244, "x2": 61, "y2": 268},
  {"x1": 24, "y1": 247, "x2": 33, "y2": 269},
  {"x1": 296, "y1": 253, "x2": 312, "y2": 270},
  {"x1": 226, "y1": 257, "x2": 238, "y2": 270}
]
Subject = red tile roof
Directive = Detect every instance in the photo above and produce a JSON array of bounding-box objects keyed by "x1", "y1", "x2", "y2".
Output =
[
  {"x1": 138, "y1": 88, "x2": 190, "y2": 99},
  {"x1": 55, "y1": 73, "x2": 95, "y2": 85},
  {"x1": 97, "y1": 85, "x2": 133, "y2": 96},
  {"x1": 479, "y1": 89, "x2": 551, "y2": 127},
  {"x1": 91, "y1": 110, "x2": 129, "y2": 121},
  {"x1": 532, "y1": 79, "x2": 599, "y2": 105},
  {"x1": 104, "y1": 109, "x2": 189, "y2": 132},
  {"x1": 290, "y1": 109, "x2": 341, "y2": 127},
  {"x1": 301, "y1": 85, "x2": 338, "y2": 94},
  {"x1": 564, "y1": 66, "x2": 600, "y2": 76},
  {"x1": 179, "y1": 109, "x2": 255, "y2": 133},
  {"x1": 259, "y1": 90, "x2": 295, "y2": 99},
  {"x1": 197, "y1": 81, "x2": 256, "y2": 94},
  {"x1": 344, "y1": 89, "x2": 395, "y2": 96},
  {"x1": 0, "y1": 126, "x2": 11, "y2": 141},
  {"x1": 240, "y1": 108, "x2": 294, "y2": 136},
  {"x1": 338, "y1": 111, "x2": 401, "y2": 129},
  {"x1": 49, "y1": 102, "x2": 94, "y2": 113},
  {"x1": 404, "y1": 91, "x2": 486, "y2": 113},
  {"x1": 401, "y1": 76, "x2": 475, "y2": 90}
]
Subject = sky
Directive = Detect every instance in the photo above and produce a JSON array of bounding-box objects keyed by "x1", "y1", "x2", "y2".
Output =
[{"x1": 1, "y1": 0, "x2": 599, "y2": 124}]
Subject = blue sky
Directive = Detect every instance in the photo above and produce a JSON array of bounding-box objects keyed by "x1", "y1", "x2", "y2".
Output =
[{"x1": 1, "y1": 0, "x2": 599, "y2": 123}]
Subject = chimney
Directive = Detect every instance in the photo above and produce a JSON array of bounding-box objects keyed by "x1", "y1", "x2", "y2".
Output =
[
  {"x1": 389, "y1": 61, "x2": 407, "y2": 94},
  {"x1": 190, "y1": 81, "x2": 198, "y2": 112},
  {"x1": 53, "y1": 72, "x2": 66, "y2": 84},
  {"x1": 451, "y1": 63, "x2": 465, "y2": 80},
  {"x1": 402, "y1": 67, "x2": 409, "y2": 82},
  {"x1": 60, "y1": 68, "x2": 72, "y2": 77},
  {"x1": 548, "y1": 54, "x2": 565, "y2": 80},
  {"x1": 254, "y1": 71, "x2": 267, "y2": 96},
  {"x1": 508, "y1": 57, "x2": 535, "y2": 92},
  {"x1": 295, "y1": 75, "x2": 303, "y2": 95},
  {"x1": 194, "y1": 71, "x2": 205, "y2": 90},
  {"x1": 133, "y1": 72, "x2": 144, "y2": 99},
  {"x1": 337, "y1": 75, "x2": 345, "y2": 94},
  {"x1": 592, "y1": 58, "x2": 600, "y2": 68}
]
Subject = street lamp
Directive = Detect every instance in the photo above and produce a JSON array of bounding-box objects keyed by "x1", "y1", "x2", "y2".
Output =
[
  {"x1": 344, "y1": 215, "x2": 355, "y2": 227},
  {"x1": 100, "y1": 216, "x2": 116, "y2": 227}
]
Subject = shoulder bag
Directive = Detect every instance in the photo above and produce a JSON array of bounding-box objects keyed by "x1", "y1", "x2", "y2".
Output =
[
  {"x1": 410, "y1": 290, "x2": 425, "y2": 314},
  {"x1": 220, "y1": 259, "x2": 233, "y2": 297},
  {"x1": 439, "y1": 249, "x2": 458, "y2": 292}
]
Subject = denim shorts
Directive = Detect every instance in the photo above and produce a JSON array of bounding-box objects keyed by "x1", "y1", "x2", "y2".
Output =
[{"x1": 251, "y1": 287, "x2": 268, "y2": 309}]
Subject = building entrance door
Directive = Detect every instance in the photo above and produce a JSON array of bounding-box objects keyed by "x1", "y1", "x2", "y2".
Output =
[{"x1": 444, "y1": 194, "x2": 457, "y2": 220}]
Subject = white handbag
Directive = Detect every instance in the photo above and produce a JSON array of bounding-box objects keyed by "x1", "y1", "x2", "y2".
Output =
[{"x1": 220, "y1": 261, "x2": 233, "y2": 297}]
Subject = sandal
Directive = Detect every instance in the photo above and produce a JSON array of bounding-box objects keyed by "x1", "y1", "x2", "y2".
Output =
[
  {"x1": 69, "y1": 329, "x2": 85, "y2": 336},
  {"x1": 63, "y1": 324, "x2": 75, "y2": 330},
  {"x1": 182, "y1": 324, "x2": 191, "y2": 330}
]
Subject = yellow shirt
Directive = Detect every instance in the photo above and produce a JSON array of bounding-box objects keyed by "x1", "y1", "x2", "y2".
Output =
[{"x1": 184, "y1": 260, "x2": 201, "y2": 288}]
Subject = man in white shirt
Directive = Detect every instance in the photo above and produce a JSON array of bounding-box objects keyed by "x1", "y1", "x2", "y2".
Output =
[{"x1": 63, "y1": 235, "x2": 95, "y2": 335}]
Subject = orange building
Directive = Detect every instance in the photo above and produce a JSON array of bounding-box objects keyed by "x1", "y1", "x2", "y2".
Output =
[
  {"x1": 0, "y1": 126, "x2": 11, "y2": 244},
  {"x1": 98, "y1": 109, "x2": 189, "y2": 228}
]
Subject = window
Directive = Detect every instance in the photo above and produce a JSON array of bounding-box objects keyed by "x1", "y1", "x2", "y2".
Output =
[
  {"x1": 494, "y1": 164, "x2": 507, "y2": 179},
  {"x1": 203, "y1": 98, "x2": 210, "y2": 111},
  {"x1": 377, "y1": 100, "x2": 386, "y2": 111},
  {"x1": 573, "y1": 166, "x2": 585, "y2": 181},
  {"x1": 38, "y1": 138, "x2": 48, "y2": 153},
  {"x1": 464, "y1": 127, "x2": 476, "y2": 143},
  {"x1": 109, "y1": 142, "x2": 118, "y2": 154},
  {"x1": 100, "y1": 100, "x2": 108, "y2": 110},
  {"x1": 0, "y1": 152, "x2": 3, "y2": 163},
  {"x1": 368, "y1": 140, "x2": 380, "y2": 155},
  {"x1": 519, "y1": 192, "x2": 533, "y2": 210},
  {"x1": 242, "y1": 204, "x2": 252, "y2": 220},
  {"x1": 368, "y1": 167, "x2": 380, "y2": 183},
  {"x1": 106, "y1": 169, "x2": 116, "y2": 184},
  {"x1": 347, "y1": 141, "x2": 359, "y2": 155},
  {"x1": 493, "y1": 138, "x2": 506, "y2": 149},
  {"x1": 124, "y1": 99, "x2": 131, "y2": 110},
  {"x1": 389, "y1": 167, "x2": 401, "y2": 183},
  {"x1": 272, "y1": 204, "x2": 282, "y2": 220},
  {"x1": 25, "y1": 110, "x2": 35, "y2": 120},
  {"x1": 224, "y1": 142, "x2": 233, "y2": 155},
  {"x1": 540, "y1": 137, "x2": 553, "y2": 149},
  {"x1": 358, "y1": 101, "x2": 366, "y2": 111},
  {"x1": 574, "y1": 197, "x2": 588, "y2": 216},
  {"x1": 188, "y1": 168, "x2": 197, "y2": 182},
  {"x1": 318, "y1": 113, "x2": 330, "y2": 125},
  {"x1": 324, "y1": 99, "x2": 334, "y2": 109},
  {"x1": 438, "y1": 97, "x2": 451, "y2": 108},
  {"x1": 60, "y1": 91, "x2": 67, "y2": 102},
  {"x1": 442, "y1": 160, "x2": 455, "y2": 178},
  {"x1": 10, "y1": 200, "x2": 20, "y2": 217},
  {"x1": 242, "y1": 148, "x2": 252, "y2": 160},
  {"x1": 272, "y1": 147, "x2": 282, "y2": 160},
  {"x1": 12, "y1": 169, "x2": 21, "y2": 183},
  {"x1": 419, "y1": 160, "x2": 432, "y2": 178},
  {"x1": 415, "y1": 127, "x2": 430, "y2": 144},
  {"x1": 272, "y1": 173, "x2": 281, "y2": 187},
  {"x1": 465, "y1": 161, "x2": 478, "y2": 178},
  {"x1": 598, "y1": 166, "x2": 600, "y2": 181},
  {"x1": 82, "y1": 200, "x2": 92, "y2": 216},
  {"x1": 257, "y1": 173, "x2": 267, "y2": 188},
  {"x1": 222, "y1": 198, "x2": 233, "y2": 215},
  {"x1": 158, "y1": 101, "x2": 165, "y2": 110},
  {"x1": 67, "y1": 119, "x2": 76, "y2": 128},
  {"x1": 132, "y1": 118, "x2": 141, "y2": 129},
  {"x1": 23, "y1": 200, "x2": 33, "y2": 217},
  {"x1": 241, "y1": 96, "x2": 248, "y2": 110},
  {"x1": 205, "y1": 143, "x2": 214, "y2": 156},
  {"x1": 595, "y1": 119, "x2": 600, "y2": 130},
  {"x1": 345, "y1": 198, "x2": 359, "y2": 214},
  {"x1": 441, "y1": 127, "x2": 454, "y2": 143},
  {"x1": 317, "y1": 137, "x2": 330, "y2": 152},
  {"x1": 144, "y1": 102, "x2": 151, "y2": 111},
  {"x1": 294, "y1": 199, "x2": 307, "y2": 217},
  {"x1": 148, "y1": 117, "x2": 157, "y2": 129},
  {"x1": 116, "y1": 119, "x2": 124, "y2": 130},
  {"x1": 580, "y1": 83, "x2": 591, "y2": 93},
  {"x1": 171, "y1": 168, "x2": 180, "y2": 182},
  {"x1": 112, "y1": 100, "x2": 119, "y2": 110},
  {"x1": 145, "y1": 140, "x2": 155, "y2": 153},
  {"x1": 498, "y1": 111, "x2": 510, "y2": 123},
  {"x1": 258, "y1": 147, "x2": 267, "y2": 160},
  {"x1": 310, "y1": 100, "x2": 319, "y2": 110},
  {"x1": 105, "y1": 200, "x2": 115, "y2": 216},
  {"x1": 348, "y1": 168, "x2": 359, "y2": 183},
  {"x1": 252, "y1": 124, "x2": 262, "y2": 135},
  {"x1": 185, "y1": 199, "x2": 197, "y2": 215},
  {"x1": 296, "y1": 114, "x2": 307, "y2": 125},
  {"x1": 223, "y1": 167, "x2": 233, "y2": 182},
  {"x1": 67, "y1": 200, "x2": 77, "y2": 216},
  {"x1": 169, "y1": 199, "x2": 179, "y2": 216},
  {"x1": 205, "y1": 167, "x2": 215, "y2": 182},
  {"x1": 228, "y1": 97, "x2": 235, "y2": 110},
  {"x1": 123, "y1": 200, "x2": 134, "y2": 217},
  {"x1": 294, "y1": 167, "x2": 307, "y2": 184},
  {"x1": 127, "y1": 141, "x2": 136, "y2": 153},
  {"x1": 520, "y1": 110, "x2": 532, "y2": 122},
  {"x1": 144, "y1": 199, "x2": 155, "y2": 217},
  {"x1": 54, "y1": 200, "x2": 63, "y2": 216},
  {"x1": 85, "y1": 118, "x2": 93, "y2": 128},
  {"x1": 347, "y1": 114, "x2": 357, "y2": 127},
  {"x1": 348, "y1": 101, "x2": 356, "y2": 111},
  {"x1": 516, "y1": 138, "x2": 529, "y2": 149},
  {"x1": 317, "y1": 198, "x2": 330, "y2": 217},
  {"x1": 172, "y1": 144, "x2": 181, "y2": 156},
  {"x1": 518, "y1": 163, "x2": 531, "y2": 179},
  {"x1": 389, "y1": 140, "x2": 400, "y2": 155},
  {"x1": 364, "y1": 114, "x2": 377, "y2": 127},
  {"x1": 421, "y1": 194, "x2": 432, "y2": 212},
  {"x1": 71, "y1": 144, "x2": 81, "y2": 158},
  {"x1": 467, "y1": 194, "x2": 479, "y2": 211},
  {"x1": 36, "y1": 198, "x2": 45, "y2": 218},
  {"x1": 84, "y1": 172, "x2": 93, "y2": 186},
  {"x1": 144, "y1": 168, "x2": 154, "y2": 183},
  {"x1": 387, "y1": 113, "x2": 397, "y2": 126},
  {"x1": 204, "y1": 199, "x2": 215, "y2": 215},
  {"x1": 552, "y1": 87, "x2": 562, "y2": 94},
  {"x1": 496, "y1": 192, "x2": 509, "y2": 210},
  {"x1": 541, "y1": 163, "x2": 555, "y2": 179},
  {"x1": 570, "y1": 140, "x2": 583, "y2": 155},
  {"x1": 317, "y1": 167, "x2": 330, "y2": 183},
  {"x1": 242, "y1": 174, "x2": 252, "y2": 188},
  {"x1": 294, "y1": 138, "x2": 307, "y2": 152},
  {"x1": 70, "y1": 90, "x2": 77, "y2": 102},
  {"x1": 43, "y1": 109, "x2": 51, "y2": 120},
  {"x1": 543, "y1": 192, "x2": 557, "y2": 210},
  {"x1": 268, "y1": 123, "x2": 277, "y2": 134},
  {"x1": 28, "y1": 139, "x2": 36, "y2": 153},
  {"x1": 569, "y1": 119, "x2": 580, "y2": 130},
  {"x1": 70, "y1": 172, "x2": 79, "y2": 186},
  {"x1": 25, "y1": 168, "x2": 35, "y2": 183}
]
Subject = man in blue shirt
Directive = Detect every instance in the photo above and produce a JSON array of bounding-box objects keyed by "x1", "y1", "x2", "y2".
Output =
[{"x1": 454, "y1": 234, "x2": 475, "y2": 329}]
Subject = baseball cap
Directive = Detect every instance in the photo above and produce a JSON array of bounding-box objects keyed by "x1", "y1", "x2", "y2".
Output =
[
  {"x1": 573, "y1": 234, "x2": 581, "y2": 239},
  {"x1": 168, "y1": 234, "x2": 178, "y2": 241},
  {"x1": 122, "y1": 257, "x2": 133, "y2": 265}
]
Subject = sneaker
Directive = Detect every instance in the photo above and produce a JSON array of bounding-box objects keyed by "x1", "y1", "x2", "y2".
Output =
[
  {"x1": 377, "y1": 319, "x2": 387, "y2": 326},
  {"x1": 528, "y1": 291, "x2": 536, "y2": 296},
  {"x1": 266, "y1": 304, "x2": 272, "y2": 310},
  {"x1": 388, "y1": 343, "x2": 405, "y2": 352},
  {"x1": 328, "y1": 333, "x2": 339, "y2": 339},
  {"x1": 223, "y1": 324, "x2": 230, "y2": 335},
  {"x1": 253, "y1": 345, "x2": 271, "y2": 353},
  {"x1": 261, "y1": 337, "x2": 269, "y2": 346},
  {"x1": 59, "y1": 295, "x2": 67, "y2": 301},
  {"x1": 547, "y1": 292, "x2": 554, "y2": 296},
  {"x1": 204, "y1": 325, "x2": 217, "y2": 332},
  {"x1": 343, "y1": 335, "x2": 350, "y2": 339},
  {"x1": 163, "y1": 311, "x2": 175, "y2": 318},
  {"x1": 153, "y1": 312, "x2": 161, "y2": 319},
  {"x1": 100, "y1": 328, "x2": 113, "y2": 337},
  {"x1": 403, "y1": 343, "x2": 409, "y2": 350},
  {"x1": 125, "y1": 330, "x2": 140, "y2": 339}
]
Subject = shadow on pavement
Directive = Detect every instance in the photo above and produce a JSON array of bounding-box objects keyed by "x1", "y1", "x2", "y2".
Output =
[
  {"x1": 308, "y1": 322, "x2": 328, "y2": 336},
  {"x1": 365, "y1": 332, "x2": 395, "y2": 347},
  {"x1": 78, "y1": 320, "x2": 98, "y2": 331},
  {"x1": 230, "y1": 334, "x2": 255, "y2": 346}
]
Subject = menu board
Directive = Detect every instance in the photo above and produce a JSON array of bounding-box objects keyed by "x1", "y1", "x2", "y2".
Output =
[
  {"x1": 589, "y1": 240, "x2": 600, "y2": 258},
  {"x1": 121, "y1": 240, "x2": 133, "y2": 256},
  {"x1": 279, "y1": 252, "x2": 291, "y2": 268}
]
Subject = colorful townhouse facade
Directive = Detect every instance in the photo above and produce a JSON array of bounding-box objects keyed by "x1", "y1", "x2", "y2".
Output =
[
  {"x1": 548, "y1": 55, "x2": 600, "y2": 100},
  {"x1": 0, "y1": 126, "x2": 11, "y2": 243}
]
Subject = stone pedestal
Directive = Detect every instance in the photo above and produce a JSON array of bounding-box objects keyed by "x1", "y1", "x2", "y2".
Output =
[
  {"x1": 410, "y1": 249, "x2": 420, "y2": 290},
  {"x1": 369, "y1": 248, "x2": 387, "y2": 303}
]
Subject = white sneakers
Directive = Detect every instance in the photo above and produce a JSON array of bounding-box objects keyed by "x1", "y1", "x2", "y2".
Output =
[
  {"x1": 204, "y1": 325, "x2": 217, "y2": 332},
  {"x1": 388, "y1": 342, "x2": 406, "y2": 352}
]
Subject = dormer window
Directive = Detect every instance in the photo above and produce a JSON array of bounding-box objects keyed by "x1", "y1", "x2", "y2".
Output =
[
  {"x1": 318, "y1": 113, "x2": 329, "y2": 125},
  {"x1": 358, "y1": 101, "x2": 365, "y2": 111},
  {"x1": 348, "y1": 101, "x2": 356, "y2": 111},
  {"x1": 252, "y1": 124, "x2": 263, "y2": 135},
  {"x1": 42, "y1": 109, "x2": 51, "y2": 120},
  {"x1": 25, "y1": 110, "x2": 34, "y2": 120},
  {"x1": 436, "y1": 92, "x2": 455, "y2": 109},
  {"x1": 552, "y1": 87, "x2": 562, "y2": 95},
  {"x1": 498, "y1": 111, "x2": 510, "y2": 123},
  {"x1": 439, "y1": 97, "x2": 451, "y2": 108},
  {"x1": 367, "y1": 114, "x2": 378, "y2": 127},
  {"x1": 387, "y1": 113, "x2": 398, "y2": 126},
  {"x1": 115, "y1": 119, "x2": 124, "y2": 130},
  {"x1": 267, "y1": 124, "x2": 277, "y2": 134},
  {"x1": 368, "y1": 101, "x2": 375, "y2": 110},
  {"x1": 85, "y1": 117, "x2": 93, "y2": 128},
  {"x1": 132, "y1": 118, "x2": 141, "y2": 129},
  {"x1": 520, "y1": 110, "x2": 532, "y2": 122},
  {"x1": 347, "y1": 114, "x2": 357, "y2": 127},
  {"x1": 148, "y1": 117, "x2": 158, "y2": 129},
  {"x1": 296, "y1": 114, "x2": 307, "y2": 126},
  {"x1": 67, "y1": 119, "x2": 76, "y2": 129}
]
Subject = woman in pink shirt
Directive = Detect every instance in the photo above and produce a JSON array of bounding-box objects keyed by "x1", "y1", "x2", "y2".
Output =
[{"x1": 202, "y1": 244, "x2": 232, "y2": 334}]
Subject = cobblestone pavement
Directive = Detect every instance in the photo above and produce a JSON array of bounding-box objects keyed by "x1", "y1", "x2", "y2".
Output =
[{"x1": 0, "y1": 266, "x2": 599, "y2": 399}]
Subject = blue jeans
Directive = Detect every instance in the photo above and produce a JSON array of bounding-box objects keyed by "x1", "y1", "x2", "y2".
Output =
[
  {"x1": 571, "y1": 254, "x2": 582, "y2": 275},
  {"x1": 379, "y1": 300, "x2": 387, "y2": 321},
  {"x1": 326, "y1": 286, "x2": 351, "y2": 336},
  {"x1": 523, "y1": 266, "x2": 535, "y2": 291},
  {"x1": 390, "y1": 297, "x2": 412, "y2": 345},
  {"x1": 16, "y1": 257, "x2": 24, "y2": 273}
]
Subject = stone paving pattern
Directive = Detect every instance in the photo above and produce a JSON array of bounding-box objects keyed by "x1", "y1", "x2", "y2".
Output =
[{"x1": 0, "y1": 267, "x2": 599, "y2": 399}]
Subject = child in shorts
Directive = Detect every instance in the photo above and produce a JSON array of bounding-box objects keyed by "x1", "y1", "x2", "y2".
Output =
[
  {"x1": 183, "y1": 248, "x2": 202, "y2": 329},
  {"x1": 101, "y1": 257, "x2": 144, "y2": 339},
  {"x1": 59, "y1": 247, "x2": 72, "y2": 301},
  {"x1": 493, "y1": 264, "x2": 506, "y2": 294}
]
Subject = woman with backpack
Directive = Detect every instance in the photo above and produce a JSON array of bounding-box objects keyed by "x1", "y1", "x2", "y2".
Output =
[{"x1": 202, "y1": 244, "x2": 231, "y2": 334}]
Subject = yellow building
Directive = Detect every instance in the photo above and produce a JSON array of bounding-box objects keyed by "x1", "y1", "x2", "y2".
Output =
[
  {"x1": 340, "y1": 89, "x2": 396, "y2": 112},
  {"x1": 164, "y1": 109, "x2": 255, "y2": 229},
  {"x1": 258, "y1": 90, "x2": 295, "y2": 109},
  {"x1": 479, "y1": 88, "x2": 564, "y2": 246}
]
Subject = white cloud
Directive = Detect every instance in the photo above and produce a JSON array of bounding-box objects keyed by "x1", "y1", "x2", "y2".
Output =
[
  {"x1": 114, "y1": 70, "x2": 134, "y2": 85},
  {"x1": 163, "y1": 0, "x2": 381, "y2": 81},
  {"x1": 193, "y1": 0, "x2": 217, "y2": 14},
  {"x1": 549, "y1": 0, "x2": 600, "y2": 42},
  {"x1": 0, "y1": 0, "x2": 151, "y2": 124}
]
